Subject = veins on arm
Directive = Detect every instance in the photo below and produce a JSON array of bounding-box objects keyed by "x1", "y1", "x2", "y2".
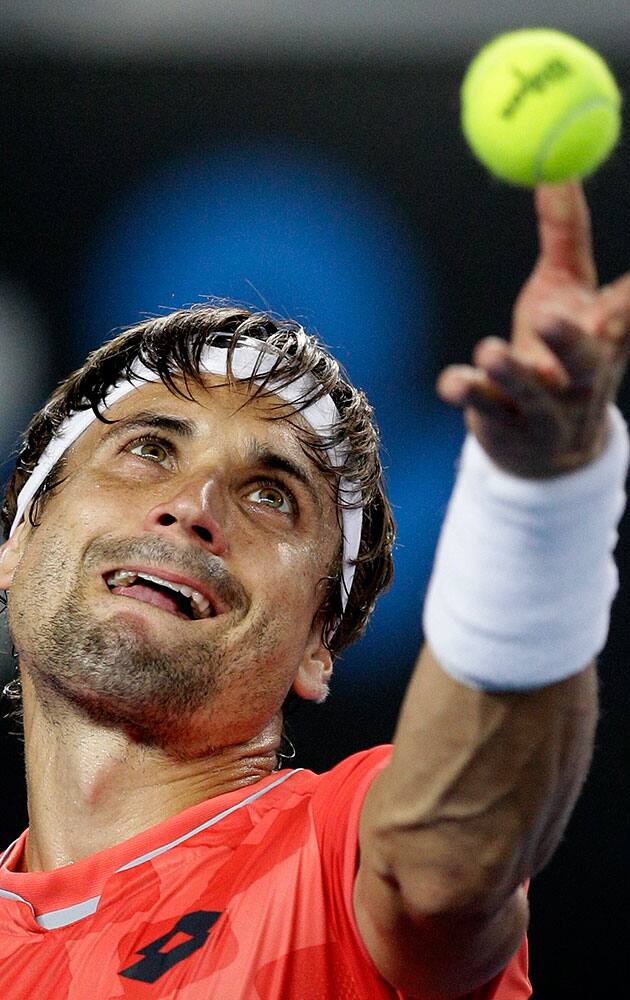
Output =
[{"x1": 354, "y1": 645, "x2": 598, "y2": 997}]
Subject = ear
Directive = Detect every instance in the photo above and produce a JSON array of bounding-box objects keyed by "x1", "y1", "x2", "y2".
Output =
[
  {"x1": 292, "y1": 618, "x2": 333, "y2": 704},
  {"x1": 0, "y1": 520, "x2": 28, "y2": 590}
]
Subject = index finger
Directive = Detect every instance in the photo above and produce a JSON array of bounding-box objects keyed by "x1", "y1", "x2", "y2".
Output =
[{"x1": 535, "y1": 181, "x2": 598, "y2": 289}]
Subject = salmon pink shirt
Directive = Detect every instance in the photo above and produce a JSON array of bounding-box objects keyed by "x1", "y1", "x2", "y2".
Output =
[{"x1": 0, "y1": 747, "x2": 530, "y2": 999}]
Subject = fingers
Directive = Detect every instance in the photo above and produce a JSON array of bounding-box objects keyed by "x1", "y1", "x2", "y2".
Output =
[
  {"x1": 437, "y1": 331, "x2": 592, "y2": 420},
  {"x1": 437, "y1": 364, "x2": 514, "y2": 415},
  {"x1": 437, "y1": 339, "x2": 561, "y2": 422},
  {"x1": 437, "y1": 366, "x2": 528, "y2": 442},
  {"x1": 532, "y1": 274, "x2": 630, "y2": 391},
  {"x1": 536, "y1": 325, "x2": 608, "y2": 405},
  {"x1": 441, "y1": 279, "x2": 630, "y2": 419},
  {"x1": 594, "y1": 273, "x2": 630, "y2": 341},
  {"x1": 474, "y1": 337, "x2": 570, "y2": 400},
  {"x1": 535, "y1": 182, "x2": 598, "y2": 289}
]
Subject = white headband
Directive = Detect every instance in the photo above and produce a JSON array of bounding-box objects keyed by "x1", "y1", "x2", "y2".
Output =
[{"x1": 11, "y1": 341, "x2": 363, "y2": 613}]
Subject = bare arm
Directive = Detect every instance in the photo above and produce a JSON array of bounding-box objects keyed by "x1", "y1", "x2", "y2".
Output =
[
  {"x1": 355, "y1": 651, "x2": 597, "y2": 997},
  {"x1": 354, "y1": 183, "x2": 629, "y2": 998}
]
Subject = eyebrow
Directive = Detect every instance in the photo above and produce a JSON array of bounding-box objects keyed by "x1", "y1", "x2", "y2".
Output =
[
  {"x1": 97, "y1": 411, "x2": 197, "y2": 447},
  {"x1": 97, "y1": 411, "x2": 326, "y2": 514}
]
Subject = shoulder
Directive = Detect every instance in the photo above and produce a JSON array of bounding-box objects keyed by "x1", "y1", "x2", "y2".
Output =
[
  {"x1": 289, "y1": 745, "x2": 393, "y2": 836},
  {"x1": 306, "y1": 744, "x2": 393, "y2": 796}
]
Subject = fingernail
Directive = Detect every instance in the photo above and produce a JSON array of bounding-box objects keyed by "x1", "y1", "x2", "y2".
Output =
[{"x1": 479, "y1": 338, "x2": 506, "y2": 358}]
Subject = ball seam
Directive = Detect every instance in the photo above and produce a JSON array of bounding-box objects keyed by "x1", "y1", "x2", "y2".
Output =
[{"x1": 533, "y1": 95, "x2": 618, "y2": 183}]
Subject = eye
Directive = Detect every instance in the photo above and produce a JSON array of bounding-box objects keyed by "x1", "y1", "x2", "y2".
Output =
[
  {"x1": 127, "y1": 437, "x2": 172, "y2": 466},
  {"x1": 247, "y1": 481, "x2": 294, "y2": 515}
]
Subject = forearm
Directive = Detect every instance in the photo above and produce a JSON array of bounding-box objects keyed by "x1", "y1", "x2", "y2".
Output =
[
  {"x1": 363, "y1": 407, "x2": 624, "y2": 918},
  {"x1": 362, "y1": 645, "x2": 598, "y2": 918}
]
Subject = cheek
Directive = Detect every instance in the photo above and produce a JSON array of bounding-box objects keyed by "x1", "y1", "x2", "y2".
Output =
[
  {"x1": 72, "y1": 474, "x2": 137, "y2": 516},
  {"x1": 275, "y1": 541, "x2": 299, "y2": 568},
  {"x1": 7, "y1": 529, "x2": 70, "y2": 640},
  {"x1": 272, "y1": 541, "x2": 329, "y2": 606},
  {"x1": 45, "y1": 473, "x2": 149, "y2": 539},
  {"x1": 34, "y1": 472, "x2": 104, "y2": 526},
  {"x1": 10, "y1": 479, "x2": 126, "y2": 598}
]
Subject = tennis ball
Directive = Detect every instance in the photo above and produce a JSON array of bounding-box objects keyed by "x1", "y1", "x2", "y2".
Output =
[{"x1": 461, "y1": 28, "x2": 622, "y2": 186}]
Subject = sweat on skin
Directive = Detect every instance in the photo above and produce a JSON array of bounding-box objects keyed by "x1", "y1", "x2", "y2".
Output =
[{"x1": 0, "y1": 376, "x2": 340, "y2": 871}]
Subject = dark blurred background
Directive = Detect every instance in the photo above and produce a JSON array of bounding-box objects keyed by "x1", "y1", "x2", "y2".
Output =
[{"x1": 1, "y1": 4, "x2": 629, "y2": 997}]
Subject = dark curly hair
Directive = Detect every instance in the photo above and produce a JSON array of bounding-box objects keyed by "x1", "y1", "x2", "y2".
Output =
[{"x1": 2, "y1": 304, "x2": 395, "y2": 661}]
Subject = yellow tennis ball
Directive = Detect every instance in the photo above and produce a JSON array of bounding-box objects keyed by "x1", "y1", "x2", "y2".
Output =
[{"x1": 461, "y1": 28, "x2": 622, "y2": 186}]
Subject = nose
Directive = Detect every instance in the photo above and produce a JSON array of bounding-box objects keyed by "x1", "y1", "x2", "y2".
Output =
[{"x1": 142, "y1": 478, "x2": 228, "y2": 557}]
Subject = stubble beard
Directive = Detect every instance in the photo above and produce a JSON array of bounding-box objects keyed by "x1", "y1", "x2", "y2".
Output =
[
  {"x1": 16, "y1": 586, "x2": 237, "y2": 751},
  {"x1": 9, "y1": 538, "x2": 288, "y2": 759},
  {"x1": 52, "y1": 590, "x2": 224, "y2": 712},
  {"x1": 7, "y1": 533, "x2": 264, "y2": 754}
]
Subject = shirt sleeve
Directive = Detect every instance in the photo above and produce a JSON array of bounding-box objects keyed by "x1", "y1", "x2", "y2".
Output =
[{"x1": 309, "y1": 746, "x2": 531, "y2": 1000}]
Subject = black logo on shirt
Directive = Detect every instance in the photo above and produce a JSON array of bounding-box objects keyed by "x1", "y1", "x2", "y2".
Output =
[{"x1": 120, "y1": 909, "x2": 222, "y2": 983}]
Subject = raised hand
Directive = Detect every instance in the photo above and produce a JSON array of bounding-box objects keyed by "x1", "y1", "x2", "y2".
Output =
[{"x1": 438, "y1": 182, "x2": 630, "y2": 478}]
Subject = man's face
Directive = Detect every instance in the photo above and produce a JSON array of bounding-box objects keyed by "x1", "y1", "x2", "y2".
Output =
[{"x1": 2, "y1": 376, "x2": 340, "y2": 757}]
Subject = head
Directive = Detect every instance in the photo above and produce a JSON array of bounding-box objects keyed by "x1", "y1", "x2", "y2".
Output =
[{"x1": 0, "y1": 305, "x2": 394, "y2": 758}]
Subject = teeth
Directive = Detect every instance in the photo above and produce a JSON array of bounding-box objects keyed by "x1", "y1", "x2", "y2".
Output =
[
  {"x1": 137, "y1": 573, "x2": 176, "y2": 590},
  {"x1": 107, "y1": 569, "x2": 214, "y2": 619},
  {"x1": 107, "y1": 570, "x2": 139, "y2": 587},
  {"x1": 191, "y1": 592, "x2": 211, "y2": 619}
]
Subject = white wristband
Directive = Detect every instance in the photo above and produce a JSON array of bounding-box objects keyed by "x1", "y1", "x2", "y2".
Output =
[{"x1": 423, "y1": 404, "x2": 629, "y2": 691}]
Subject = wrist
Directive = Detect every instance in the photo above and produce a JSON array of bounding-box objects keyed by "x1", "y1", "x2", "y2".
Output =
[
  {"x1": 466, "y1": 403, "x2": 628, "y2": 505},
  {"x1": 468, "y1": 405, "x2": 615, "y2": 480},
  {"x1": 423, "y1": 403, "x2": 629, "y2": 691}
]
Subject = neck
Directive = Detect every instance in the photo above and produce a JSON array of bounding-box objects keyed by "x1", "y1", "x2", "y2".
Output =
[{"x1": 19, "y1": 670, "x2": 281, "y2": 872}]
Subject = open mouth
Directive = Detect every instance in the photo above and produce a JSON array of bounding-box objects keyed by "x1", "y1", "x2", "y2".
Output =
[{"x1": 105, "y1": 569, "x2": 217, "y2": 621}]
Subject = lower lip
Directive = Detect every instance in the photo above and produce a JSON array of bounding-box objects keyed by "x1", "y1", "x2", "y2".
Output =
[{"x1": 109, "y1": 586, "x2": 196, "y2": 621}]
